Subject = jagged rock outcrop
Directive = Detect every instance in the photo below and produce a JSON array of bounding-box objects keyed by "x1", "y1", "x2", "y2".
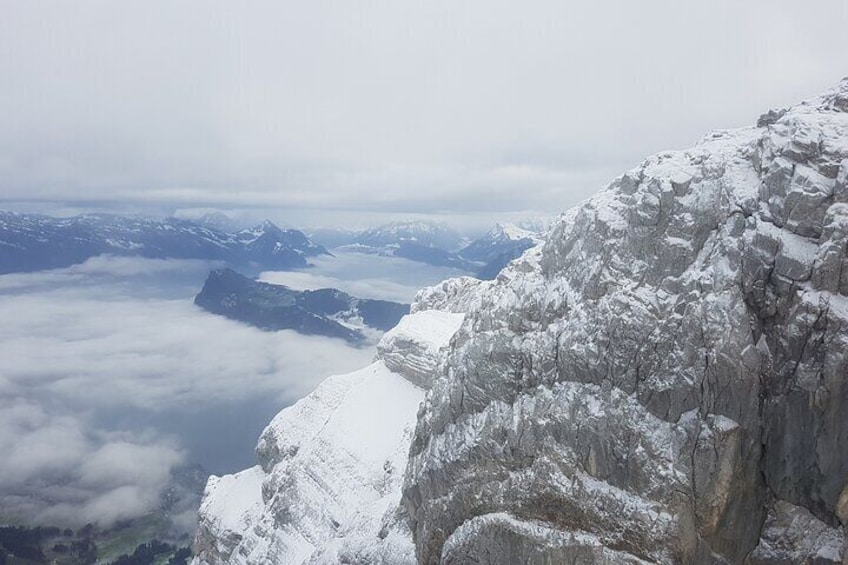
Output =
[
  {"x1": 402, "y1": 79, "x2": 848, "y2": 564},
  {"x1": 194, "y1": 79, "x2": 848, "y2": 564},
  {"x1": 377, "y1": 311, "x2": 468, "y2": 388}
]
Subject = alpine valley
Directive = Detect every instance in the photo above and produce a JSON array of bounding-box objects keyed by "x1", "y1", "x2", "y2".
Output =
[{"x1": 193, "y1": 79, "x2": 848, "y2": 563}]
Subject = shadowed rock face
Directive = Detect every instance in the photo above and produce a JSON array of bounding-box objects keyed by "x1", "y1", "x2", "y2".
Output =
[{"x1": 403, "y1": 79, "x2": 848, "y2": 564}]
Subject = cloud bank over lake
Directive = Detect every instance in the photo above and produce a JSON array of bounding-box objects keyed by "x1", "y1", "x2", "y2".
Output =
[{"x1": 0, "y1": 256, "x2": 374, "y2": 528}]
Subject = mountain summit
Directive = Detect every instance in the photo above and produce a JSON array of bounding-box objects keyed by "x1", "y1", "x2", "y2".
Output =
[{"x1": 193, "y1": 79, "x2": 848, "y2": 564}]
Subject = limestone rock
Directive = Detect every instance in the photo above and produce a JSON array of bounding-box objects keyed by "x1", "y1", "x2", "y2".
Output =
[
  {"x1": 194, "y1": 78, "x2": 848, "y2": 565},
  {"x1": 403, "y1": 78, "x2": 848, "y2": 564}
]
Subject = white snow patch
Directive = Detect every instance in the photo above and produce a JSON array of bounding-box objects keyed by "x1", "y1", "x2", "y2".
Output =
[
  {"x1": 380, "y1": 310, "x2": 465, "y2": 357},
  {"x1": 195, "y1": 360, "x2": 425, "y2": 564},
  {"x1": 199, "y1": 466, "x2": 265, "y2": 536}
]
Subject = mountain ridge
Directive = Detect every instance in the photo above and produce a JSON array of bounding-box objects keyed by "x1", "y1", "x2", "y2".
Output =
[
  {"x1": 310, "y1": 220, "x2": 545, "y2": 278},
  {"x1": 194, "y1": 78, "x2": 848, "y2": 564},
  {"x1": 0, "y1": 212, "x2": 329, "y2": 274},
  {"x1": 194, "y1": 268, "x2": 409, "y2": 344}
]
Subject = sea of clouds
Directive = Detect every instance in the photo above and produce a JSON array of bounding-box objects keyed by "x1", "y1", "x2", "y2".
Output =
[{"x1": 0, "y1": 253, "x2": 461, "y2": 531}]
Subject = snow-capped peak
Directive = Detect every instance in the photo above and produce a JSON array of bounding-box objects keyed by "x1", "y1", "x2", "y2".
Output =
[{"x1": 489, "y1": 222, "x2": 541, "y2": 243}]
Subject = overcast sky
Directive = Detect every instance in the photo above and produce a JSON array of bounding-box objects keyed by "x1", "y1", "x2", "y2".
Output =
[{"x1": 1, "y1": 1, "x2": 847, "y2": 227}]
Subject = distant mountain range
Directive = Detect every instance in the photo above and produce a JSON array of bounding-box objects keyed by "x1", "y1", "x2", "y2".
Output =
[
  {"x1": 309, "y1": 220, "x2": 465, "y2": 251},
  {"x1": 194, "y1": 268, "x2": 409, "y2": 344},
  {"x1": 0, "y1": 212, "x2": 329, "y2": 274},
  {"x1": 310, "y1": 221, "x2": 472, "y2": 270},
  {"x1": 309, "y1": 220, "x2": 544, "y2": 278},
  {"x1": 458, "y1": 223, "x2": 542, "y2": 279},
  {"x1": 0, "y1": 211, "x2": 546, "y2": 281},
  {"x1": 338, "y1": 240, "x2": 474, "y2": 271}
]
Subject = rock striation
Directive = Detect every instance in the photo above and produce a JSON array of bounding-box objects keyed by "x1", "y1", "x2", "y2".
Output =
[{"x1": 194, "y1": 79, "x2": 848, "y2": 563}]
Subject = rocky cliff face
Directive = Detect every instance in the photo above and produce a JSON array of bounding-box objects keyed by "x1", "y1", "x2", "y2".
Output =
[
  {"x1": 403, "y1": 79, "x2": 848, "y2": 564},
  {"x1": 194, "y1": 80, "x2": 848, "y2": 564},
  {"x1": 193, "y1": 310, "x2": 464, "y2": 565}
]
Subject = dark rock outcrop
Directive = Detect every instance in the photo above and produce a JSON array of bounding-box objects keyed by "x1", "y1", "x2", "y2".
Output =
[{"x1": 194, "y1": 268, "x2": 408, "y2": 343}]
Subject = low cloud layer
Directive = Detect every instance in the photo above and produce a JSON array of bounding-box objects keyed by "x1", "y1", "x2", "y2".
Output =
[
  {"x1": 0, "y1": 256, "x2": 375, "y2": 528},
  {"x1": 260, "y1": 251, "x2": 469, "y2": 303},
  {"x1": 0, "y1": 260, "x2": 373, "y2": 409},
  {"x1": 0, "y1": 399, "x2": 185, "y2": 526}
]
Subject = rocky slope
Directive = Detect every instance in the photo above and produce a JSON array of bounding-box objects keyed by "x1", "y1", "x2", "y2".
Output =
[
  {"x1": 193, "y1": 310, "x2": 465, "y2": 564},
  {"x1": 194, "y1": 79, "x2": 848, "y2": 563}
]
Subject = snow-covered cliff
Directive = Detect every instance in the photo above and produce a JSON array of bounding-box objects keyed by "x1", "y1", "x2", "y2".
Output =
[
  {"x1": 193, "y1": 310, "x2": 464, "y2": 564},
  {"x1": 195, "y1": 79, "x2": 848, "y2": 564}
]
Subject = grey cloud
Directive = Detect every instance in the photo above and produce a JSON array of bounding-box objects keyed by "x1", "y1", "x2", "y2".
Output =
[
  {"x1": 0, "y1": 401, "x2": 89, "y2": 487},
  {"x1": 0, "y1": 398, "x2": 186, "y2": 527},
  {"x1": 1, "y1": 1, "x2": 846, "y2": 217},
  {"x1": 77, "y1": 442, "x2": 184, "y2": 491},
  {"x1": 43, "y1": 484, "x2": 167, "y2": 527}
]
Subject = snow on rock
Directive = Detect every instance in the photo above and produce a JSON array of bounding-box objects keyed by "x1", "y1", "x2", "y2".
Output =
[
  {"x1": 377, "y1": 311, "x2": 465, "y2": 389},
  {"x1": 401, "y1": 78, "x2": 848, "y2": 564},
  {"x1": 441, "y1": 512, "x2": 654, "y2": 565},
  {"x1": 747, "y1": 500, "x2": 846, "y2": 565},
  {"x1": 410, "y1": 276, "x2": 488, "y2": 315},
  {"x1": 193, "y1": 309, "x2": 465, "y2": 565},
  {"x1": 195, "y1": 79, "x2": 848, "y2": 564},
  {"x1": 493, "y1": 223, "x2": 542, "y2": 244},
  {"x1": 194, "y1": 466, "x2": 265, "y2": 562}
]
